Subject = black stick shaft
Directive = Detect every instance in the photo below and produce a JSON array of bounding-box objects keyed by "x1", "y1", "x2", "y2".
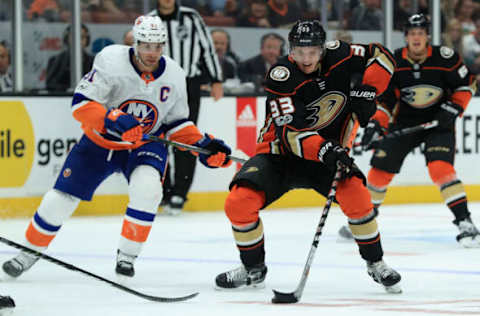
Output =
[
  {"x1": 272, "y1": 165, "x2": 343, "y2": 303},
  {"x1": 144, "y1": 135, "x2": 248, "y2": 164},
  {"x1": 0, "y1": 236, "x2": 198, "y2": 302}
]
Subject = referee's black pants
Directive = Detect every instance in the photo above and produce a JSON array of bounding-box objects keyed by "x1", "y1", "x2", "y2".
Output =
[{"x1": 162, "y1": 78, "x2": 201, "y2": 203}]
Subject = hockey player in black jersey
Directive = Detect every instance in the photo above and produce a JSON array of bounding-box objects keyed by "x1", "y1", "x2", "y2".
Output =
[
  {"x1": 343, "y1": 14, "x2": 479, "y2": 247},
  {"x1": 214, "y1": 19, "x2": 402, "y2": 294}
]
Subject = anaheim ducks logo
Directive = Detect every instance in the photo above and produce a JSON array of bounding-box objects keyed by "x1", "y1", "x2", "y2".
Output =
[
  {"x1": 305, "y1": 91, "x2": 347, "y2": 129},
  {"x1": 401, "y1": 85, "x2": 443, "y2": 108},
  {"x1": 118, "y1": 99, "x2": 158, "y2": 133},
  {"x1": 270, "y1": 66, "x2": 290, "y2": 81}
]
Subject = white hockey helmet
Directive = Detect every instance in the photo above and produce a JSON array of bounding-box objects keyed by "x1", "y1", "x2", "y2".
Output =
[{"x1": 132, "y1": 15, "x2": 167, "y2": 45}]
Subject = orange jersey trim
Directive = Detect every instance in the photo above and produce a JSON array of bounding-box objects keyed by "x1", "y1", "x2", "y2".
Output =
[
  {"x1": 72, "y1": 101, "x2": 107, "y2": 133},
  {"x1": 363, "y1": 63, "x2": 391, "y2": 95},
  {"x1": 450, "y1": 90, "x2": 472, "y2": 112},
  {"x1": 169, "y1": 125, "x2": 203, "y2": 145}
]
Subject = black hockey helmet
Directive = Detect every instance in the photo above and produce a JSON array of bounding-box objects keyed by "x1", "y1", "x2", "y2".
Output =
[
  {"x1": 288, "y1": 20, "x2": 326, "y2": 49},
  {"x1": 404, "y1": 14, "x2": 430, "y2": 35}
]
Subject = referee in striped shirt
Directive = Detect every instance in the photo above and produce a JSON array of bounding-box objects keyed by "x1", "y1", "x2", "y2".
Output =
[{"x1": 149, "y1": 0, "x2": 224, "y2": 215}]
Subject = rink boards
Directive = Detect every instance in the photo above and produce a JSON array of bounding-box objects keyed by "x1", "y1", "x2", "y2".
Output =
[{"x1": 1, "y1": 96, "x2": 480, "y2": 217}]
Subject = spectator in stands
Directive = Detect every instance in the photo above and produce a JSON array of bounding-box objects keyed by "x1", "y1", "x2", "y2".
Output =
[
  {"x1": 443, "y1": 18, "x2": 464, "y2": 56},
  {"x1": 237, "y1": 0, "x2": 271, "y2": 28},
  {"x1": 211, "y1": 29, "x2": 240, "y2": 80},
  {"x1": 27, "y1": 0, "x2": 62, "y2": 21},
  {"x1": 46, "y1": 24, "x2": 94, "y2": 92},
  {"x1": 82, "y1": 0, "x2": 141, "y2": 23},
  {"x1": 335, "y1": 29, "x2": 353, "y2": 43},
  {"x1": 224, "y1": 0, "x2": 243, "y2": 18},
  {"x1": 123, "y1": 30, "x2": 134, "y2": 46},
  {"x1": 266, "y1": 0, "x2": 302, "y2": 28},
  {"x1": 0, "y1": 41, "x2": 12, "y2": 93},
  {"x1": 349, "y1": 0, "x2": 384, "y2": 30},
  {"x1": 394, "y1": 0, "x2": 412, "y2": 31},
  {"x1": 463, "y1": 9, "x2": 480, "y2": 74},
  {"x1": 455, "y1": 0, "x2": 476, "y2": 34},
  {"x1": 238, "y1": 32, "x2": 285, "y2": 92}
]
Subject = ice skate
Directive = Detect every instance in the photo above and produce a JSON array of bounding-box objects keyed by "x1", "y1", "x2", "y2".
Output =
[
  {"x1": 454, "y1": 218, "x2": 480, "y2": 248},
  {"x1": 367, "y1": 260, "x2": 402, "y2": 294},
  {"x1": 215, "y1": 264, "x2": 267, "y2": 290},
  {"x1": 163, "y1": 195, "x2": 184, "y2": 216},
  {"x1": 115, "y1": 250, "x2": 136, "y2": 277},
  {"x1": 2, "y1": 251, "x2": 39, "y2": 278},
  {"x1": 0, "y1": 295, "x2": 15, "y2": 316}
]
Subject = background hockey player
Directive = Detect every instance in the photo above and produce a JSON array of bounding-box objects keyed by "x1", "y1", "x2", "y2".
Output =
[
  {"x1": 340, "y1": 14, "x2": 480, "y2": 248},
  {"x1": 214, "y1": 19, "x2": 402, "y2": 294},
  {"x1": 2, "y1": 15, "x2": 232, "y2": 279}
]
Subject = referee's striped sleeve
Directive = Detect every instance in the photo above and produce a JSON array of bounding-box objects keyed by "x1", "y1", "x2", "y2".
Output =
[{"x1": 192, "y1": 11, "x2": 223, "y2": 82}]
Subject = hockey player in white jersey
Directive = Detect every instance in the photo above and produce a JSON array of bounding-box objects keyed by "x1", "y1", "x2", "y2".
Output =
[{"x1": 2, "y1": 15, "x2": 232, "y2": 278}]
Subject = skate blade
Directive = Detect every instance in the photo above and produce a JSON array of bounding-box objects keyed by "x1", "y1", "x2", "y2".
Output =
[
  {"x1": 214, "y1": 281, "x2": 265, "y2": 291},
  {"x1": 385, "y1": 283, "x2": 402, "y2": 294},
  {"x1": 458, "y1": 236, "x2": 480, "y2": 248}
]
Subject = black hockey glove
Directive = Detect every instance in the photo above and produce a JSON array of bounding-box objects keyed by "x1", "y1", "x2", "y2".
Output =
[
  {"x1": 350, "y1": 84, "x2": 377, "y2": 128},
  {"x1": 435, "y1": 101, "x2": 463, "y2": 128},
  {"x1": 361, "y1": 120, "x2": 385, "y2": 150},
  {"x1": 318, "y1": 140, "x2": 354, "y2": 171}
]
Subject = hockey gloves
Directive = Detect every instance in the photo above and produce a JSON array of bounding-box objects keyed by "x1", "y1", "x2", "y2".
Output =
[
  {"x1": 435, "y1": 101, "x2": 463, "y2": 129},
  {"x1": 350, "y1": 84, "x2": 377, "y2": 128},
  {"x1": 104, "y1": 109, "x2": 143, "y2": 142},
  {"x1": 361, "y1": 120, "x2": 385, "y2": 150},
  {"x1": 195, "y1": 134, "x2": 233, "y2": 168},
  {"x1": 318, "y1": 140, "x2": 354, "y2": 171}
]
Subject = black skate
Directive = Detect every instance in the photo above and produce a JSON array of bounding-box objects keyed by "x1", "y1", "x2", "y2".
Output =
[
  {"x1": 215, "y1": 264, "x2": 267, "y2": 290},
  {"x1": 0, "y1": 295, "x2": 15, "y2": 314},
  {"x1": 115, "y1": 250, "x2": 136, "y2": 277},
  {"x1": 2, "y1": 252, "x2": 39, "y2": 278},
  {"x1": 367, "y1": 260, "x2": 402, "y2": 294},
  {"x1": 454, "y1": 218, "x2": 480, "y2": 248}
]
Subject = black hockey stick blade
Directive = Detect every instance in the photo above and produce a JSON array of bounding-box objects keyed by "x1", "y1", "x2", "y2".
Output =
[
  {"x1": 0, "y1": 236, "x2": 198, "y2": 302},
  {"x1": 271, "y1": 289, "x2": 299, "y2": 304}
]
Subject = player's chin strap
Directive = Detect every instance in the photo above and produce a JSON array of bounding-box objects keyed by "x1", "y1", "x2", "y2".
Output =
[
  {"x1": 353, "y1": 120, "x2": 439, "y2": 148},
  {"x1": 143, "y1": 135, "x2": 249, "y2": 164}
]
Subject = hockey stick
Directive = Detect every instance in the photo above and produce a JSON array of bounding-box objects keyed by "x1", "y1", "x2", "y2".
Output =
[
  {"x1": 143, "y1": 135, "x2": 248, "y2": 164},
  {"x1": 0, "y1": 236, "x2": 198, "y2": 303},
  {"x1": 271, "y1": 165, "x2": 343, "y2": 304},
  {"x1": 353, "y1": 120, "x2": 439, "y2": 148}
]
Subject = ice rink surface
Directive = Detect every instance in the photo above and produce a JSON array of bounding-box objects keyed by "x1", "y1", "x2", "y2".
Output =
[{"x1": 1, "y1": 202, "x2": 479, "y2": 316}]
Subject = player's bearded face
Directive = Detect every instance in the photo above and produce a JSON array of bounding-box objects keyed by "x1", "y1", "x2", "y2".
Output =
[
  {"x1": 406, "y1": 28, "x2": 428, "y2": 57},
  {"x1": 137, "y1": 42, "x2": 164, "y2": 66},
  {"x1": 291, "y1": 46, "x2": 322, "y2": 74}
]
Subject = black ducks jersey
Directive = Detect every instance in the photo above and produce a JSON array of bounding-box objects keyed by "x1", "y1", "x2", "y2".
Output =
[{"x1": 257, "y1": 40, "x2": 395, "y2": 162}]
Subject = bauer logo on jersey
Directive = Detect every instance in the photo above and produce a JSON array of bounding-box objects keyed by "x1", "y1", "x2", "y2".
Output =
[
  {"x1": 270, "y1": 66, "x2": 290, "y2": 81},
  {"x1": 118, "y1": 100, "x2": 158, "y2": 133},
  {"x1": 401, "y1": 85, "x2": 443, "y2": 108}
]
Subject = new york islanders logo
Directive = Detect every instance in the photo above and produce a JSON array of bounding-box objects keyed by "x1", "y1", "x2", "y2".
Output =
[{"x1": 118, "y1": 100, "x2": 158, "y2": 133}]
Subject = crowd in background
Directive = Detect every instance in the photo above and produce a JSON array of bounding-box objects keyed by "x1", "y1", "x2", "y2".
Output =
[{"x1": 3, "y1": 0, "x2": 480, "y2": 94}]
